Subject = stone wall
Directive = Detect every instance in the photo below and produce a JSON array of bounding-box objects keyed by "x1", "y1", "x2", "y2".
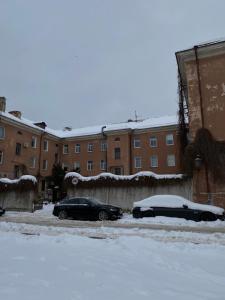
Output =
[
  {"x1": 0, "y1": 175, "x2": 37, "y2": 212},
  {"x1": 0, "y1": 190, "x2": 36, "y2": 212},
  {"x1": 65, "y1": 172, "x2": 192, "y2": 210}
]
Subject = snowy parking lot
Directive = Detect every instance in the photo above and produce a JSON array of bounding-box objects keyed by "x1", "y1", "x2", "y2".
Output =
[{"x1": 0, "y1": 205, "x2": 225, "y2": 300}]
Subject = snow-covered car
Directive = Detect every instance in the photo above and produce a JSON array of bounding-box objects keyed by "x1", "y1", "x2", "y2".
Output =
[
  {"x1": 0, "y1": 206, "x2": 5, "y2": 217},
  {"x1": 132, "y1": 195, "x2": 225, "y2": 221}
]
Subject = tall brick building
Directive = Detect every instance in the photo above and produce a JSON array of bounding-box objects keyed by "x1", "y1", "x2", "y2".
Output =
[
  {"x1": 0, "y1": 97, "x2": 181, "y2": 194},
  {"x1": 176, "y1": 40, "x2": 225, "y2": 208}
]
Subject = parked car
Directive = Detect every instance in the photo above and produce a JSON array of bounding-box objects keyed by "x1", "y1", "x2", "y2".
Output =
[
  {"x1": 132, "y1": 195, "x2": 225, "y2": 222},
  {"x1": 53, "y1": 197, "x2": 123, "y2": 221},
  {"x1": 0, "y1": 206, "x2": 5, "y2": 217}
]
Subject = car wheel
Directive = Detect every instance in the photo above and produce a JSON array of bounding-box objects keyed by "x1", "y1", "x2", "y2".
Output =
[
  {"x1": 133, "y1": 211, "x2": 142, "y2": 218},
  {"x1": 58, "y1": 210, "x2": 68, "y2": 220},
  {"x1": 201, "y1": 212, "x2": 217, "y2": 222},
  {"x1": 98, "y1": 210, "x2": 109, "y2": 221}
]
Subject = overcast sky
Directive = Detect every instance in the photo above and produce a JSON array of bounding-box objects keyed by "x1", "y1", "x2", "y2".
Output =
[{"x1": 1, "y1": 0, "x2": 225, "y2": 129}]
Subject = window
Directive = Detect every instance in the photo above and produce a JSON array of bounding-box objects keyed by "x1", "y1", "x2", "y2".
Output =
[
  {"x1": 150, "y1": 136, "x2": 157, "y2": 147},
  {"x1": 166, "y1": 134, "x2": 174, "y2": 145},
  {"x1": 134, "y1": 157, "x2": 142, "y2": 169},
  {"x1": 114, "y1": 167, "x2": 122, "y2": 175},
  {"x1": 114, "y1": 147, "x2": 121, "y2": 160},
  {"x1": 133, "y1": 138, "x2": 141, "y2": 148},
  {"x1": 15, "y1": 143, "x2": 22, "y2": 155},
  {"x1": 74, "y1": 161, "x2": 80, "y2": 171},
  {"x1": 100, "y1": 160, "x2": 107, "y2": 170},
  {"x1": 43, "y1": 140, "x2": 48, "y2": 151},
  {"x1": 30, "y1": 157, "x2": 36, "y2": 168},
  {"x1": 75, "y1": 144, "x2": 81, "y2": 153},
  {"x1": 0, "y1": 127, "x2": 5, "y2": 139},
  {"x1": 0, "y1": 151, "x2": 3, "y2": 164},
  {"x1": 42, "y1": 159, "x2": 48, "y2": 170},
  {"x1": 150, "y1": 155, "x2": 158, "y2": 168},
  {"x1": 87, "y1": 143, "x2": 93, "y2": 152},
  {"x1": 114, "y1": 137, "x2": 120, "y2": 142},
  {"x1": 62, "y1": 163, "x2": 68, "y2": 171},
  {"x1": 63, "y1": 144, "x2": 69, "y2": 154},
  {"x1": 87, "y1": 160, "x2": 93, "y2": 171},
  {"x1": 31, "y1": 136, "x2": 37, "y2": 148},
  {"x1": 167, "y1": 154, "x2": 176, "y2": 167},
  {"x1": 101, "y1": 141, "x2": 107, "y2": 151}
]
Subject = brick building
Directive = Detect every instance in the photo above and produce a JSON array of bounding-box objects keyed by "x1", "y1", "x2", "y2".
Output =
[
  {"x1": 176, "y1": 39, "x2": 225, "y2": 208},
  {"x1": 0, "y1": 97, "x2": 181, "y2": 194}
]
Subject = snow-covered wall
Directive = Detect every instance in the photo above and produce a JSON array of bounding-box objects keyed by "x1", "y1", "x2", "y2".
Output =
[
  {"x1": 65, "y1": 172, "x2": 192, "y2": 210},
  {"x1": 0, "y1": 175, "x2": 37, "y2": 212}
]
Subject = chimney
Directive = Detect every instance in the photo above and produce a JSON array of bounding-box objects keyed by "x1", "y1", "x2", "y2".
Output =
[
  {"x1": 9, "y1": 111, "x2": 22, "y2": 119},
  {"x1": 0, "y1": 97, "x2": 6, "y2": 112},
  {"x1": 63, "y1": 126, "x2": 72, "y2": 131},
  {"x1": 34, "y1": 122, "x2": 47, "y2": 129}
]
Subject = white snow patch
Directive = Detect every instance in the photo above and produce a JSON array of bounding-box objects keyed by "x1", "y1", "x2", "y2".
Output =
[
  {"x1": 65, "y1": 171, "x2": 183, "y2": 181},
  {"x1": 0, "y1": 175, "x2": 37, "y2": 184},
  {"x1": 133, "y1": 195, "x2": 224, "y2": 215}
]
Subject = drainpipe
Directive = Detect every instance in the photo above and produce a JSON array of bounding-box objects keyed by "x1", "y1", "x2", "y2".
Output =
[
  {"x1": 101, "y1": 126, "x2": 107, "y2": 172},
  {"x1": 194, "y1": 46, "x2": 211, "y2": 204},
  {"x1": 194, "y1": 46, "x2": 205, "y2": 128},
  {"x1": 129, "y1": 130, "x2": 133, "y2": 174},
  {"x1": 38, "y1": 131, "x2": 45, "y2": 182}
]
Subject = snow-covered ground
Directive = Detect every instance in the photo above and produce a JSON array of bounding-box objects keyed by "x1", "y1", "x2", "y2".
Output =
[
  {"x1": 2, "y1": 204, "x2": 225, "y2": 230},
  {"x1": 0, "y1": 205, "x2": 225, "y2": 299}
]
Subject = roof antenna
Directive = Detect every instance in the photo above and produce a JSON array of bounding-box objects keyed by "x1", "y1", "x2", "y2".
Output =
[{"x1": 135, "y1": 110, "x2": 138, "y2": 122}]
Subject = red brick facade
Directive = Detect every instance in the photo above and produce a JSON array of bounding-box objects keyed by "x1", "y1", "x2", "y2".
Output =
[
  {"x1": 0, "y1": 98, "x2": 181, "y2": 194},
  {"x1": 176, "y1": 40, "x2": 225, "y2": 208}
]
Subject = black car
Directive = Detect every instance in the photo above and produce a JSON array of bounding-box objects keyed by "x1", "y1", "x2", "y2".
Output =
[
  {"x1": 132, "y1": 195, "x2": 225, "y2": 222},
  {"x1": 0, "y1": 206, "x2": 5, "y2": 217},
  {"x1": 53, "y1": 197, "x2": 123, "y2": 221}
]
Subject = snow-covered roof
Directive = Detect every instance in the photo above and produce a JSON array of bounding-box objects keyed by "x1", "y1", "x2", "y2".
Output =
[
  {"x1": 0, "y1": 110, "x2": 178, "y2": 139},
  {"x1": 133, "y1": 195, "x2": 224, "y2": 215}
]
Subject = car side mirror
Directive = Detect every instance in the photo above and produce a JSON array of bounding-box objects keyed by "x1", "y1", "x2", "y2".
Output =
[{"x1": 183, "y1": 205, "x2": 188, "y2": 209}]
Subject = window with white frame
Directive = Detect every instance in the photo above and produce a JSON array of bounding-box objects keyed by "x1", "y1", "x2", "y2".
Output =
[
  {"x1": 43, "y1": 140, "x2": 48, "y2": 151},
  {"x1": 149, "y1": 136, "x2": 157, "y2": 147},
  {"x1": 134, "y1": 157, "x2": 142, "y2": 169},
  {"x1": 167, "y1": 154, "x2": 176, "y2": 167},
  {"x1": 101, "y1": 141, "x2": 107, "y2": 152},
  {"x1": 30, "y1": 157, "x2": 36, "y2": 168},
  {"x1": 87, "y1": 160, "x2": 93, "y2": 171},
  {"x1": 133, "y1": 138, "x2": 141, "y2": 148},
  {"x1": 31, "y1": 136, "x2": 37, "y2": 148},
  {"x1": 87, "y1": 143, "x2": 93, "y2": 152},
  {"x1": 166, "y1": 134, "x2": 174, "y2": 145},
  {"x1": 0, "y1": 127, "x2": 5, "y2": 139},
  {"x1": 150, "y1": 155, "x2": 158, "y2": 168},
  {"x1": 75, "y1": 143, "x2": 81, "y2": 153},
  {"x1": 0, "y1": 150, "x2": 3, "y2": 164},
  {"x1": 100, "y1": 160, "x2": 107, "y2": 170},
  {"x1": 74, "y1": 161, "x2": 80, "y2": 171},
  {"x1": 42, "y1": 159, "x2": 48, "y2": 170},
  {"x1": 63, "y1": 144, "x2": 69, "y2": 154}
]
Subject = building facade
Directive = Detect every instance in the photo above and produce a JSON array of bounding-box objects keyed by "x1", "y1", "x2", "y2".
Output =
[
  {"x1": 0, "y1": 97, "x2": 181, "y2": 195},
  {"x1": 176, "y1": 40, "x2": 225, "y2": 208}
]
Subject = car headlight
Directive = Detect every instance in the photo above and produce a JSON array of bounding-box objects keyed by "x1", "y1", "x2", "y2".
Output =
[{"x1": 110, "y1": 208, "x2": 117, "y2": 211}]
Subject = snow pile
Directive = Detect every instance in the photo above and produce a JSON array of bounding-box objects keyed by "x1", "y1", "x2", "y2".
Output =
[
  {"x1": 65, "y1": 171, "x2": 183, "y2": 182},
  {"x1": 0, "y1": 175, "x2": 37, "y2": 184},
  {"x1": 133, "y1": 195, "x2": 224, "y2": 215}
]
